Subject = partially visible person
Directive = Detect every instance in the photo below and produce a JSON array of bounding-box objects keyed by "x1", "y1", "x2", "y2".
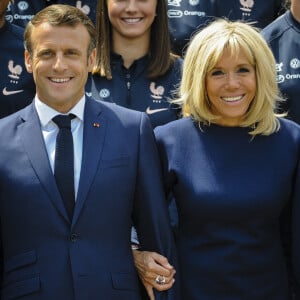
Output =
[
  {"x1": 90, "y1": 0, "x2": 182, "y2": 268},
  {"x1": 5, "y1": 0, "x2": 44, "y2": 27},
  {"x1": 262, "y1": 0, "x2": 300, "y2": 124},
  {"x1": 0, "y1": 0, "x2": 35, "y2": 118},
  {"x1": 166, "y1": 0, "x2": 286, "y2": 57},
  {"x1": 134, "y1": 18, "x2": 300, "y2": 299},
  {"x1": 215, "y1": 0, "x2": 285, "y2": 28},
  {"x1": 166, "y1": 0, "x2": 216, "y2": 56},
  {"x1": 59, "y1": 0, "x2": 96, "y2": 23},
  {"x1": 5, "y1": 0, "x2": 96, "y2": 27},
  {"x1": 58, "y1": 0, "x2": 97, "y2": 23},
  {"x1": 0, "y1": 4, "x2": 177, "y2": 299},
  {"x1": 88, "y1": 0, "x2": 182, "y2": 128}
]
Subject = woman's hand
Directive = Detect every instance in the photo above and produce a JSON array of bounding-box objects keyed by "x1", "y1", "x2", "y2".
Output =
[{"x1": 133, "y1": 250, "x2": 176, "y2": 300}]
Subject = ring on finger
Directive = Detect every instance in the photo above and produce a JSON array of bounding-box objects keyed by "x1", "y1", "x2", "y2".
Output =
[{"x1": 155, "y1": 275, "x2": 166, "y2": 285}]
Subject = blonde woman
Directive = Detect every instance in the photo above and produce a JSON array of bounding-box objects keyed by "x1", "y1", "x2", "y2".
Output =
[{"x1": 134, "y1": 19, "x2": 300, "y2": 299}]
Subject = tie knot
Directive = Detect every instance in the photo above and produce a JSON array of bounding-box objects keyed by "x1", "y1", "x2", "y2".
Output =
[{"x1": 53, "y1": 114, "x2": 75, "y2": 129}]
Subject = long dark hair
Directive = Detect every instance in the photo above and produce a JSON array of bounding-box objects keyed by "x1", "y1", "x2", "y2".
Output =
[{"x1": 93, "y1": 0, "x2": 177, "y2": 79}]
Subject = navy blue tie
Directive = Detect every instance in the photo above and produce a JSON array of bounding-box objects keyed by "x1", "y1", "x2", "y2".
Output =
[{"x1": 53, "y1": 114, "x2": 75, "y2": 220}]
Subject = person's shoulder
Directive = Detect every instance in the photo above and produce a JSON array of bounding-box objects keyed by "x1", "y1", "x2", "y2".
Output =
[
  {"x1": 278, "y1": 117, "x2": 300, "y2": 140},
  {"x1": 173, "y1": 56, "x2": 184, "y2": 67},
  {"x1": 262, "y1": 11, "x2": 293, "y2": 41},
  {"x1": 87, "y1": 97, "x2": 144, "y2": 121},
  {"x1": 5, "y1": 22, "x2": 24, "y2": 40},
  {"x1": 0, "y1": 22, "x2": 24, "y2": 42},
  {"x1": 0, "y1": 103, "x2": 32, "y2": 128},
  {"x1": 157, "y1": 55, "x2": 183, "y2": 84},
  {"x1": 279, "y1": 117, "x2": 300, "y2": 129},
  {"x1": 155, "y1": 117, "x2": 193, "y2": 135},
  {"x1": 154, "y1": 118, "x2": 197, "y2": 151},
  {"x1": 168, "y1": 55, "x2": 183, "y2": 72}
]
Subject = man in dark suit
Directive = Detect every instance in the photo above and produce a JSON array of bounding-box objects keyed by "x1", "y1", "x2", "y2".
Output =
[{"x1": 0, "y1": 4, "x2": 176, "y2": 299}]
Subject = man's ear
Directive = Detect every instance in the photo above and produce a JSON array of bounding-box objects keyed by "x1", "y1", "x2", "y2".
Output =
[
  {"x1": 24, "y1": 50, "x2": 33, "y2": 73},
  {"x1": 88, "y1": 48, "x2": 96, "y2": 72}
]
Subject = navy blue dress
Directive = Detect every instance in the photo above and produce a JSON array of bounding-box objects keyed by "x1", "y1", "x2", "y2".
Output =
[{"x1": 155, "y1": 117, "x2": 300, "y2": 299}]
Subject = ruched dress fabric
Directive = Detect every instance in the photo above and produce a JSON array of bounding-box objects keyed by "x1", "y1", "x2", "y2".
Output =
[{"x1": 154, "y1": 117, "x2": 300, "y2": 300}]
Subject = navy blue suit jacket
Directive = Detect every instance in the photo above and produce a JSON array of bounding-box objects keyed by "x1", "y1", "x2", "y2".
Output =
[{"x1": 0, "y1": 97, "x2": 176, "y2": 299}]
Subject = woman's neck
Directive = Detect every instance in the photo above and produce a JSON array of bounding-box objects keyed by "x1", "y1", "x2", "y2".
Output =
[
  {"x1": 291, "y1": 1, "x2": 300, "y2": 22},
  {"x1": 112, "y1": 33, "x2": 150, "y2": 69}
]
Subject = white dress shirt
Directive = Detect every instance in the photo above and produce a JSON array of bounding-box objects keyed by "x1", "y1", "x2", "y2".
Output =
[{"x1": 35, "y1": 96, "x2": 85, "y2": 199}]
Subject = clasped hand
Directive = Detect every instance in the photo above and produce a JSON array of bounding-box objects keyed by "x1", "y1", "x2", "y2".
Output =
[{"x1": 132, "y1": 250, "x2": 176, "y2": 300}]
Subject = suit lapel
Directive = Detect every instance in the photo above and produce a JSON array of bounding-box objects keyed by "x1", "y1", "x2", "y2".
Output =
[
  {"x1": 72, "y1": 99, "x2": 106, "y2": 225},
  {"x1": 18, "y1": 104, "x2": 70, "y2": 222}
]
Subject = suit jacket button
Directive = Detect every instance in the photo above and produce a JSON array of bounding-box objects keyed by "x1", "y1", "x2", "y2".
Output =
[{"x1": 70, "y1": 233, "x2": 78, "y2": 242}]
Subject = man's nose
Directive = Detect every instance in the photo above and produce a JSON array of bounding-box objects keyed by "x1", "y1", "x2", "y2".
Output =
[{"x1": 53, "y1": 53, "x2": 67, "y2": 71}]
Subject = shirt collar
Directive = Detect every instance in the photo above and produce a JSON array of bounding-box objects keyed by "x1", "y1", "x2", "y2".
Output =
[{"x1": 34, "y1": 95, "x2": 86, "y2": 127}]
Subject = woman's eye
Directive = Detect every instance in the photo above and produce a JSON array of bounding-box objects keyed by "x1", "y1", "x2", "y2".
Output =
[
  {"x1": 211, "y1": 70, "x2": 224, "y2": 76},
  {"x1": 238, "y1": 67, "x2": 250, "y2": 73}
]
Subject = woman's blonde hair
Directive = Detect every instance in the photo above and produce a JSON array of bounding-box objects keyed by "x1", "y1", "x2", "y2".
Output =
[{"x1": 176, "y1": 18, "x2": 284, "y2": 136}]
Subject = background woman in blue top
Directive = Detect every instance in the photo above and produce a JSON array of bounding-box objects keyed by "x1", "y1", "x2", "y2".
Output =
[
  {"x1": 88, "y1": 0, "x2": 182, "y2": 128},
  {"x1": 215, "y1": 0, "x2": 285, "y2": 28},
  {"x1": 0, "y1": 0, "x2": 35, "y2": 118},
  {"x1": 262, "y1": 0, "x2": 300, "y2": 124},
  {"x1": 166, "y1": 0, "x2": 285, "y2": 57},
  {"x1": 166, "y1": 0, "x2": 216, "y2": 56},
  {"x1": 133, "y1": 19, "x2": 300, "y2": 299}
]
